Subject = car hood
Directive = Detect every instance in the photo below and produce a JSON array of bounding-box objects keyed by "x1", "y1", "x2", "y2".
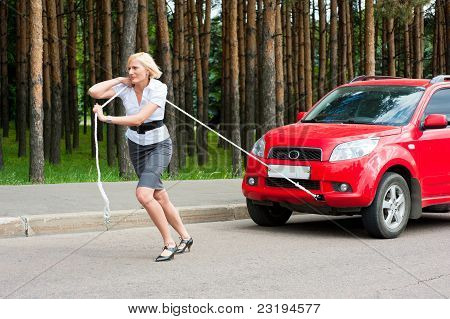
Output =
[{"x1": 264, "y1": 123, "x2": 401, "y2": 159}]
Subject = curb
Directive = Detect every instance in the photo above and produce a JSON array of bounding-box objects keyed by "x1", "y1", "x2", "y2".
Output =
[{"x1": 0, "y1": 204, "x2": 248, "y2": 238}]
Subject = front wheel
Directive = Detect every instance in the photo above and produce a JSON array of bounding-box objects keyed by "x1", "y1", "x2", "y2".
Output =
[
  {"x1": 246, "y1": 199, "x2": 293, "y2": 226},
  {"x1": 362, "y1": 173, "x2": 411, "y2": 239}
]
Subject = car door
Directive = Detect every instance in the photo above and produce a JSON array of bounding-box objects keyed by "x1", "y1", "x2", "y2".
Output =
[{"x1": 416, "y1": 88, "x2": 450, "y2": 198}]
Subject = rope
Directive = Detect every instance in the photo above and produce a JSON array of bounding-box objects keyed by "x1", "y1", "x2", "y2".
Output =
[
  {"x1": 94, "y1": 86, "x2": 127, "y2": 227},
  {"x1": 165, "y1": 100, "x2": 319, "y2": 200},
  {"x1": 94, "y1": 85, "x2": 319, "y2": 227}
]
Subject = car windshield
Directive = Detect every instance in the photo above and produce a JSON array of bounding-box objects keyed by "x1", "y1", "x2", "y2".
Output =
[{"x1": 303, "y1": 86, "x2": 425, "y2": 126}]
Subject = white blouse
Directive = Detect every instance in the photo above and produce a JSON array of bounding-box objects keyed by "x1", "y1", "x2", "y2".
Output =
[{"x1": 113, "y1": 79, "x2": 170, "y2": 145}]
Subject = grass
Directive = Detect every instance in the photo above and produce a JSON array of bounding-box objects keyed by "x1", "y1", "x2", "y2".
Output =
[{"x1": 0, "y1": 125, "x2": 244, "y2": 185}]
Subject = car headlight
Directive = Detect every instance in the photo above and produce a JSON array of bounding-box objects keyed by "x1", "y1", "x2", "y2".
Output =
[
  {"x1": 329, "y1": 138, "x2": 380, "y2": 162},
  {"x1": 251, "y1": 136, "x2": 266, "y2": 158}
]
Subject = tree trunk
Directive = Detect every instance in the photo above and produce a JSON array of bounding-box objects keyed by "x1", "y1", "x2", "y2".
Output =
[
  {"x1": 358, "y1": 0, "x2": 364, "y2": 75},
  {"x1": 29, "y1": 0, "x2": 45, "y2": 183},
  {"x1": 381, "y1": 18, "x2": 387, "y2": 75},
  {"x1": 261, "y1": 0, "x2": 276, "y2": 132},
  {"x1": 82, "y1": 0, "x2": 88, "y2": 135},
  {"x1": 47, "y1": 0, "x2": 63, "y2": 164},
  {"x1": 185, "y1": 3, "x2": 195, "y2": 157},
  {"x1": 201, "y1": 0, "x2": 211, "y2": 163},
  {"x1": 338, "y1": 0, "x2": 347, "y2": 84},
  {"x1": 224, "y1": 0, "x2": 231, "y2": 145},
  {"x1": 345, "y1": 0, "x2": 354, "y2": 80},
  {"x1": 0, "y1": 128, "x2": 2, "y2": 169},
  {"x1": 303, "y1": 0, "x2": 312, "y2": 110},
  {"x1": 117, "y1": 0, "x2": 137, "y2": 178},
  {"x1": 174, "y1": 0, "x2": 186, "y2": 168},
  {"x1": 43, "y1": 0, "x2": 52, "y2": 160},
  {"x1": 188, "y1": 0, "x2": 205, "y2": 165},
  {"x1": 238, "y1": 0, "x2": 246, "y2": 149},
  {"x1": 275, "y1": 0, "x2": 284, "y2": 125},
  {"x1": 229, "y1": 0, "x2": 241, "y2": 176},
  {"x1": 311, "y1": 0, "x2": 316, "y2": 102},
  {"x1": 438, "y1": 0, "x2": 445, "y2": 74},
  {"x1": 256, "y1": 0, "x2": 263, "y2": 137},
  {"x1": 291, "y1": 5, "x2": 298, "y2": 122},
  {"x1": 297, "y1": 2, "x2": 305, "y2": 111},
  {"x1": 0, "y1": 123, "x2": 2, "y2": 169},
  {"x1": 330, "y1": 0, "x2": 338, "y2": 88},
  {"x1": 101, "y1": 0, "x2": 115, "y2": 166},
  {"x1": 68, "y1": 0, "x2": 79, "y2": 149},
  {"x1": 413, "y1": 6, "x2": 422, "y2": 78},
  {"x1": 318, "y1": 0, "x2": 326, "y2": 98},
  {"x1": 374, "y1": 9, "x2": 379, "y2": 72},
  {"x1": 0, "y1": 0, "x2": 8, "y2": 138},
  {"x1": 417, "y1": 5, "x2": 424, "y2": 78},
  {"x1": 88, "y1": 0, "x2": 97, "y2": 157},
  {"x1": 245, "y1": 0, "x2": 257, "y2": 150},
  {"x1": 387, "y1": 17, "x2": 395, "y2": 76},
  {"x1": 364, "y1": 0, "x2": 375, "y2": 76},
  {"x1": 445, "y1": 0, "x2": 450, "y2": 74},
  {"x1": 138, "y1": 0, "x2": 149, "y2": 52},
  {"x1": 17, "y1": 0, "x2": 28, "y2": 157},
  {"x1": 0, "y1": 0, "x2": 6, "y2": 167},
  {"x1": 58, "y1": 0, "x2": 71, "y2": 153},
  {"x1": 285, "y1": 2, "x2": 295, "y2": 123},
  {"x1": 114, "y1": 0, "x2": 123, "y2": 160},
  {"x1": 403, "y1": 23, "x2": 411, "y2": 78},
  {"x1": 155, "y1": 0, "x2": 178, "y2": 176}
]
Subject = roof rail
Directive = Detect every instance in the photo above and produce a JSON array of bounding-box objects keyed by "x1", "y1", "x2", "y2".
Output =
[
  {"x1": 430, "y1": 75, "x2": 450, "y2": 84},
  {"x1": 350, "y1": 75, "x2": 404, "y2": 83}
]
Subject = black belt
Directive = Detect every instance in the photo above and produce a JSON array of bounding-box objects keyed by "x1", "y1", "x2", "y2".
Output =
[{"x1": 129, "y1": 120, "x2": 164, "y2": 134}]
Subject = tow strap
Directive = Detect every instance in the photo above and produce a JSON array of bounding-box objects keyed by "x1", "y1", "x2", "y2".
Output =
[
  {"x1": 94, "y1": 86, "x2": 127, "y2": 227},
  {"x1": 95, "y1": 87, "x2": 320, "y2": 226},
  {"x1": 165, "y1": 100, "x2": 320, "y2": 201}
]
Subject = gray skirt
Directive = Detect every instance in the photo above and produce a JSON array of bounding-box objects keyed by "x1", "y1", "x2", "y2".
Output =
[{"x1": 128, "y1": 137, "x2": 172, "y2": 189}]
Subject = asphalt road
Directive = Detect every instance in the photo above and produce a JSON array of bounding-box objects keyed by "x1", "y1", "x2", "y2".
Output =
[{"x1": 1, "y1": 213, "x2": 449, "y2": 299}]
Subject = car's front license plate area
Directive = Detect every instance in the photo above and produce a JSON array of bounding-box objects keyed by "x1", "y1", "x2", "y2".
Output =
[{"x1": 267, "y1": 165, "x2": 311, "y2": 180}]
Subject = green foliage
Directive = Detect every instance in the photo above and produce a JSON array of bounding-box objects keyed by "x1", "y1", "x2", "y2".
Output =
[
  {"x1": 376, "y1": 0, "x2": 431, "y2": 23},
  {"x1": 0, "y1": 124, "x2": 240, "y2": 185}
]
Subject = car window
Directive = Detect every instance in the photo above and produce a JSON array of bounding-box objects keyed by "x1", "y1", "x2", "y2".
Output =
[
  {"x1": 303, "y1": 86, "x2": 425, "y2": 126},
  {"x1": 423, "y1": 89, "x2": 450, "y2": 123}
]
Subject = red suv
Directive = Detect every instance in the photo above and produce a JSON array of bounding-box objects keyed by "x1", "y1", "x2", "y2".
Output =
[{"x1": 242, "y1": 75, "x2": 450, "y2": 238}]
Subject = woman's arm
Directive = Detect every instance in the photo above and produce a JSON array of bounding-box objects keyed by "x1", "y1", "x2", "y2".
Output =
[
  {"x1": 93, "y1": 102, "x2": 160, "y2": 126},
  {"x1": 88, "y1": 77, "x2": 131, "y2": 99}
]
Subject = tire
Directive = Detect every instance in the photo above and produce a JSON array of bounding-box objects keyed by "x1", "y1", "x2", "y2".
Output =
[
  {"x1": 362, "y1": 172, "x2": 411, "y2": 239},
  {"x1": 246, "y1": 199, "x2": 293, "y2": 226}
]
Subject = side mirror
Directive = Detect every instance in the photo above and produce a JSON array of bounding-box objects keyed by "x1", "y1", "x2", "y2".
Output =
[
  {"x1": 423, "y1": 114, "x2": 448, "y2": 130},
  {"x1": 297, "y1": 112, "x2": 306, "y2": 122}
]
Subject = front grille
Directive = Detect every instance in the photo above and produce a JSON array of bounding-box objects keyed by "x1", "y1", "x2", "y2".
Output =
[
  {"x1": 268, "y1": 147, "x2": 322, "y2": 161},
  {"x1": 266, "y1": 177, "x2": 320, "y2": 190}
]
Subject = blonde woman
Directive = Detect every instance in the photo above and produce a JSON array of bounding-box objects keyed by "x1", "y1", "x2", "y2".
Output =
[{"x1": 89, "y1": 52, "x2": 193, "y2": 262}]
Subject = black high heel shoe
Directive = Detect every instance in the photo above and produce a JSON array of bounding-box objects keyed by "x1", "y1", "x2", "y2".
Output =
[
  {"x1": 176, "y1": 237, "x2": 193, "y2": 254},
  {"x1": 155, "y1": 245, "x2": 177, "y2": 262}
]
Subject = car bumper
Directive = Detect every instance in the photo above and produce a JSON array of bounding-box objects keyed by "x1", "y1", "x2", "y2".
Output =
[{"x1": 242, "y1": 155, "x2": 379, "y2": 208}]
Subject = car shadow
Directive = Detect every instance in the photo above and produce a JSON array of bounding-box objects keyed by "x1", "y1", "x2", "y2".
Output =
[
  {"x1": 406, "y1": 213, "x2": 450, "y2": 233},
  {"x1": 236, "y1": 212, "x2": 450, "y2": 239},
  {"x1": 237, "y1": 215, "x2": 367, "y2": 238}
]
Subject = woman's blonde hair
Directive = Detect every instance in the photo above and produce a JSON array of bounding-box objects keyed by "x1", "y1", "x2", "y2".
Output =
[{"x1": 127, "y1": 52, "x2": 163, "y2": 79}]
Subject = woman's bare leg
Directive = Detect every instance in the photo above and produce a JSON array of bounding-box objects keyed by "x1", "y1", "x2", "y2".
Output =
[
  {"x1": 136, "y1": 187, "x2": 176, "y2": 253},
  {"x1": 154, "y1": 189, "x2": 190, "y2": 239}
]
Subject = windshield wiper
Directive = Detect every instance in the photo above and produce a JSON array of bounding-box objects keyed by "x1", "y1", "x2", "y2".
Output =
[
  {"x1": 340, "y1": 119, "x2": 375, "y2": 125},
  {"x1": 301, "y1": 119, "x2": 318, "y2": 123}
]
